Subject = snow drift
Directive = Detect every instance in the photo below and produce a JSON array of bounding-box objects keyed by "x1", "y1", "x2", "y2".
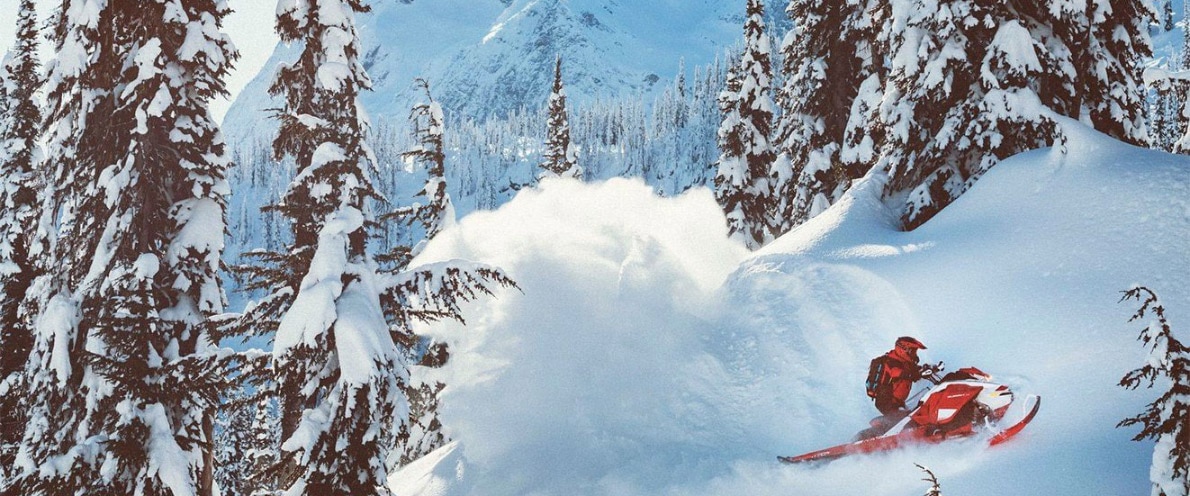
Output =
[{"x1": 391, "y1": 123, "x2": 1190, "y2": 495}]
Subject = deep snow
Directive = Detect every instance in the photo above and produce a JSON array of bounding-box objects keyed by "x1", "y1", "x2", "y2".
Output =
[{"x1": 389, "y1": 122, "x2": 1189, "y2": 495}]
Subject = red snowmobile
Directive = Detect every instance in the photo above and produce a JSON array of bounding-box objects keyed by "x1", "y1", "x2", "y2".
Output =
[{"x1": 779, "y1": 363, "x2": 1040, "y2": 464}]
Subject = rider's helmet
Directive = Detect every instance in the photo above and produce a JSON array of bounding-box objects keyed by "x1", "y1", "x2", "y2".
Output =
[{"x1": 895, "y1": 336, "x2": 926, "y2": 360}]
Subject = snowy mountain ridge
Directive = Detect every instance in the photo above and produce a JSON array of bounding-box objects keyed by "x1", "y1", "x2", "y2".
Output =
[{"x1": 221, "y1": 0, "x2": 772, "y2": 145}]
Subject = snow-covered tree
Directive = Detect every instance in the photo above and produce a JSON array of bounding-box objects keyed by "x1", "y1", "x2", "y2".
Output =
[
  {"x1": 1150, "y1": 84, "x2": 1185, "y2": 153},
  {"x1": 0, "y1": 0, "x2": 41, "y2": 475},
  {"x1": 876, "y1": 2, "x2": 1063, "y2": 229},
  {"x1": 210, "y1": 388, "x2": 282, "y2": 496},
  {"x1": 540, "y1": 55, "x2": 582, "y2": 179},
  {"x1": 227, "y1": 1, "x2": 518, "y2": 493},
  {"x1": 226, "y1": 1, "x2": 408, "y2": 494},
  {"x1": 774, "y1": 0, "x2": 883, "y2": 233},
  {"x1": 0, "y1": 62, "x2": 7, "y2": 120},
  {"x1": 380, "y1": 80, "x2": 474, "y2": 467},
  {"x1": 1150, "y1": 40, "x2": 1185, "y2": 155},
  {"x1": 244, "y1": 396, "x2": 281, "y2": 496},
  {"x1": 391, "y1": 78, "x2": 455, "y2": 247},
  {"x1": 715, "y1": 0, "x2": 777, "y2": 250},
  {"x1": 1167, "y1": 0, "x2": 1176, "y2": 31},
  {"x1": 1176, "y1": 2, "x2": 1190, "y2": 155},
  {"x1": 214, "y1": 392, "x2": 256, "y2": 496},
  {"x1": 1139, "y1": 31, "x2": 1186, "y2": 155},
  {"x1": 9, "y1": 0, "x2": 237, "y2": 494},
  {"x1": 392, "y1": 343, "x2": 448, "y2": 468},
  {"x1": 830, "y1": 0, "x2": 1154, "y2": 230},
  {"x1": 1118, "y1": 286, "x2": 1190, "y2": 496},
  {"x1": 1183, "y1": 0, "x2": 1190, "y2": 71},
  {"x1": 1049, "y1": 0, "x2": 1153, "y2": 146}
]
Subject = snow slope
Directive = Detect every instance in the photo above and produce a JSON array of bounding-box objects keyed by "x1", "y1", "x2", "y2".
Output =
[{"x1": 390, "y1": 121, "x2": 1189, "y2": 495}]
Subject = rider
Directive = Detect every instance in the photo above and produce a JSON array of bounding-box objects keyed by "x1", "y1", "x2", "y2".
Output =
[
  {"x1": 873, "y1": 336, "x2": 927, "y2": 416},
  {"x1": 858, "y1": 336, "x2": 930, "y2": 439}
]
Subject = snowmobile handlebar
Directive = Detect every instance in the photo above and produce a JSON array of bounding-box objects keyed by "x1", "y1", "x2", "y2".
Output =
[{"x1": 920, "y1": 361, "x2": 945, "y2": 384}]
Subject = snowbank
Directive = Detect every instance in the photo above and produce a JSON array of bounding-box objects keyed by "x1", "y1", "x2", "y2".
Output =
[{"x1": 392, "y1": 126, "x2": 1190, "y2": 495}]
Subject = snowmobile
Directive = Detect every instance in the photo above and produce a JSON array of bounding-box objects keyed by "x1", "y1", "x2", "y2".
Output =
[{"x1": 779, "y1": 363, "x2": 1040, "y2": 464}]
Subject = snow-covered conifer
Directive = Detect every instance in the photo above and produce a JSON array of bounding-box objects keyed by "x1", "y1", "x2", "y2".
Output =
[
  {"x1": 0, "y1": 0, "x2": 41, "y2": 476},
  {"x1": 0, "y1": 63, "x2": 7, "y2": 122},
  {"x1": 540, "y1": 55, "x2": 582, "y2": 179},
  {"x1": 1177, "y1": 2, "x2": 1190, "y2": 155},
  {"x1": 393, "y1": 344, "x2": 448, "y2": 468},
  {"x1": 1049, "y1": 0, "x2": 1153, "y2": 145},
  {"x1": 675, "y1": 58, "x2": 689, "y2": 126},
  {"x1": 229, "y1": 0, "x2": 518, "y2": 492},
  {"x1": 1167, "y1": 0, "x2": 1177, "y2": 31},
  {"x1": 214, "y1": 392, "x2": 255, "y2": 496},
  {"x1": 1118, "y1": 286, "x2": 1190, "y2": 496},
  {"x1": 854, "y1": 0, "x2": 1154, "y2": 229},
  {"x1": 222, "y1": 1, "x2": 410, "y2": 494},
  {"x1": 381, "y1": 81, "x2": 453, "y2": 466},
  {"x1": 244, "y1": 396, "x2": 281, "y2": 496},
  {"x1": 10, "y1": 0, "x2": 237, "y2": 494},
  {"x1": 1151, "y1": 85, "x2": 1184, "y2": 152},
  {"x1": 774, "y1": 0, "x2": 882, "y2": 233},
  {"x1": 877, "y1": 2, "x2": 1061, "y2": 229},
  {"x1": 392, "y1": 79, "x2": 455, "y2": 247},
  {"x1": 209, "y1": 389, "x2": 281, "y2": 496},
  {"x1": 714, "y1": 0, "x2": 777, "y2": 250},
  {"x1": 1183, "y1": 0, "x2": 1190, "y2": 71}
]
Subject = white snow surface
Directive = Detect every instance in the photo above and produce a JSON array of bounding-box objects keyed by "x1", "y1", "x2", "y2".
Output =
[{"x1": 388, "y1": 124, "x2": 1190, "y2": 495}]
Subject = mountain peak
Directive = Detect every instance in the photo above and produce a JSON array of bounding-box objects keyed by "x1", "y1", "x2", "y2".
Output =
[{"x1": 222, "y1": 0, "x2": 772, "y2": 141}]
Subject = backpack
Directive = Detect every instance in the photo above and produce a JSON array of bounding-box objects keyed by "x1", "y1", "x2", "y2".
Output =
[{"x1": 865, "y1": 355, "x2": 890, "y2": 399}]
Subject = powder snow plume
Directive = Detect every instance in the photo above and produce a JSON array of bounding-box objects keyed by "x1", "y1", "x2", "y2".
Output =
[{"x1": 396, "y1": 177, "x2": 927, "y2": 495}]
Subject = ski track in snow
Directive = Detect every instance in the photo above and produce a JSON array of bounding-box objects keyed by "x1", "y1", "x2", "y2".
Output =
[{"x1": 390, "y1": 123, "x2": 1189, "y2": 496}]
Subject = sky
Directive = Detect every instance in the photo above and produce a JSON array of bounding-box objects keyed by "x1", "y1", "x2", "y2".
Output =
[{"x1": 0, "y1": 0, "x2": 280, "y2": 123}]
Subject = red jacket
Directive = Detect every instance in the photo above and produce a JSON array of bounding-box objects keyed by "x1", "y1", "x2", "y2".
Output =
[{"x1": 881, "y1": 347, "x2": 922, "y2": 408}]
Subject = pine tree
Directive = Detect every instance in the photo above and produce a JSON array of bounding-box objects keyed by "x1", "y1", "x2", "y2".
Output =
[
  {"x1": 715, "y1": 0, "x2": 777, "y2": 250},
  {"x1": 383, "y1": 80, "x2": 462, "y2": 467},
  {"x1": 214, "y1": 392, "x2": 256, "y2": 496},
  {"x1": 244, "y1": 396, "x2": 281, "y2": 496},
  {"x1": 0, "y1": 61, "x2": 7, "y2": 121},
  {"x1": 1049, "y1": 0, "x2": 1153, "y2": 145},
  {"x1": 1176, "y1": 1, "x2": 1190, "y2": 154},
  {"x1": 0, "y1": 0, "x2": 41, "y2": 477},
  {"x1": 1118, "y1": 286, "x2": 1190, "y2": 496},
  {"x1": 877, "y1": 2, "x2": 1062, "y2": 229},
  {"x1": 9, "y1": 1, "x2": 237, "y2": 494},
  {"x1": 227, "y1": 1, "x2": 408, "y2": 494},
  {"x1": 227, "y1": 1, "x2": 518, "y2": 493},
  {"x1": 393, "y1": 344, "x2": 449, "y2": 468},
  {"x1": 540, "y1": 55, "x2": 582, "y2": 179},
  {"x1": 1151, "y1": 73, "x2": 1185, "y2": 153},
  {"x1": 207, "y1": 384, "x2": 282, "y2": 496},
  {"x1": 1183, "y1": 0, "x2": 1190, "y2": 71},
  {"x1": 774, "y1": 0, "x2": 883, "y2": 233},
  {"x1": 1168, "y1": 0, "x2": 1177, "y2": 31},
  {"x1": 392, "y1": 78, "x2": 455, "y2": 248}
]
